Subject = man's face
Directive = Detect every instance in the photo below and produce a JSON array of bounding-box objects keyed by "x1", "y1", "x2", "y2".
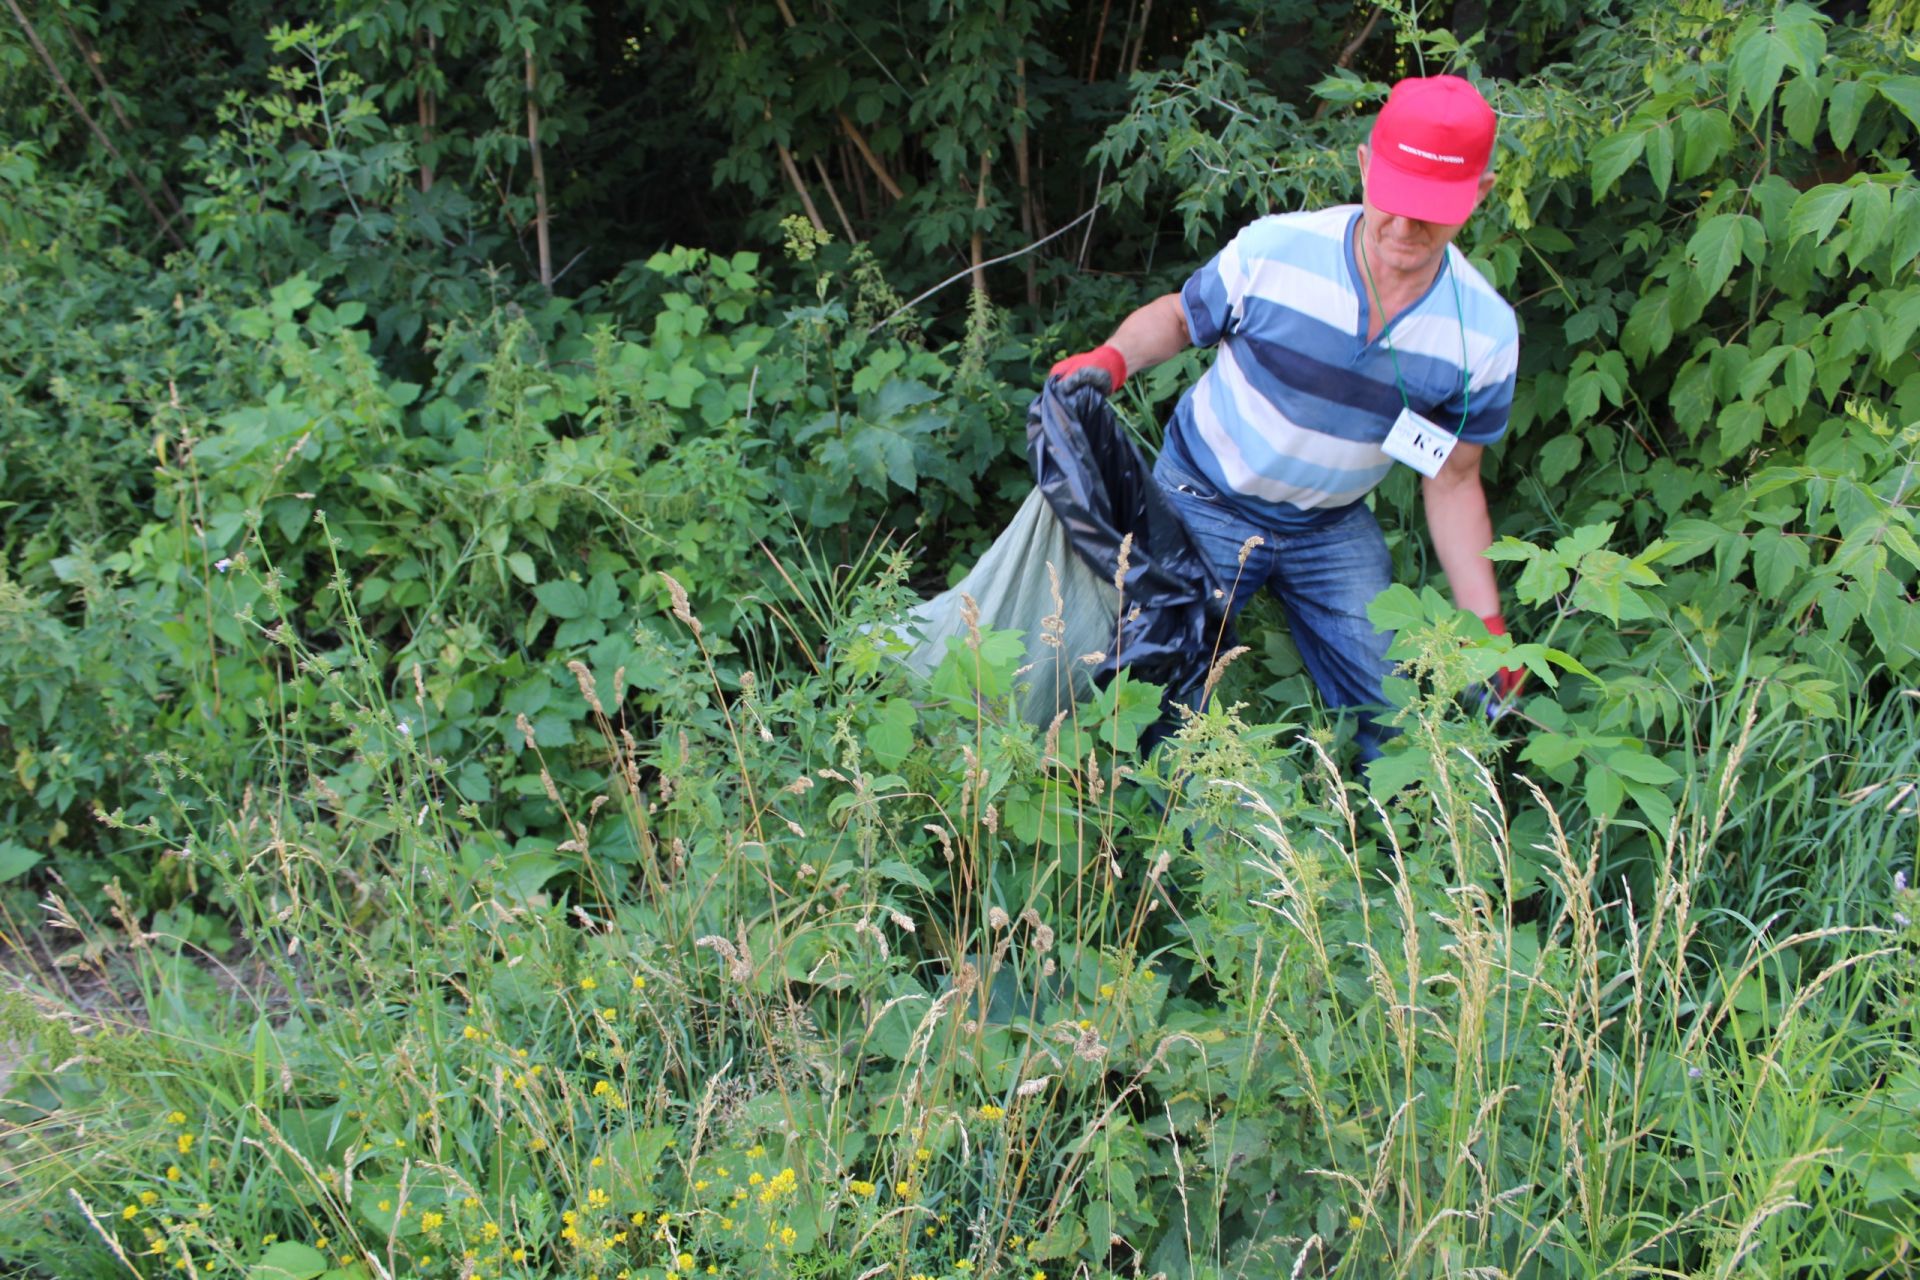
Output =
[{"x1": 1354, "y1": 143, "x2": 1495, "y2": 279}]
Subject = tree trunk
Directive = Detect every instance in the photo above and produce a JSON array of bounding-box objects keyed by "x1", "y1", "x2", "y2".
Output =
[
  {"x1": 1012, "y1": 58, "x2": 1038, "y2": 309},
  {"x1": 970, "y1": 150, "x2": 991, "y2": 297},
  {"x1": 418, "y1": 29, "x2": 437, "y2": 192},
  {"x1": 525, "y1": 47, "x2": 553, "y2": 289}
]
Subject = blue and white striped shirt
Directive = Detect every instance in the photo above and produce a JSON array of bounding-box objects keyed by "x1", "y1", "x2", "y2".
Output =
[{"x1": 1167, "y1": 205, "x2": 1519, "y2": 530}]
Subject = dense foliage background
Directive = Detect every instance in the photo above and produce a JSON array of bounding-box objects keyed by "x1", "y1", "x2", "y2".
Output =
[{"x1": 3, "y1": 1, "x2": 1919, "y2": 1277}]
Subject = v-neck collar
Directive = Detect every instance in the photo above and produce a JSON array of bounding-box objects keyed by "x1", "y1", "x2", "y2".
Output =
[{"x1": 1344, "y1": 208, "x2": 1453, "y2": 353}]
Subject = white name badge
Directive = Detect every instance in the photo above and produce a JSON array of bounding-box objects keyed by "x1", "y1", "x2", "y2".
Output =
[{"x1": 1381, "y1": 406, "x2": 1457, "y2": 478}]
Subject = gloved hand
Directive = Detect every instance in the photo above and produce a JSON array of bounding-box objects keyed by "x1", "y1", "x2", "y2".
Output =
[
  {"x1": 1481, "y1": 613, "x2": 1526, "y2": 704},
  {"x1": 1050, "y1": 344, "x2": 1128, "y2": 396}
]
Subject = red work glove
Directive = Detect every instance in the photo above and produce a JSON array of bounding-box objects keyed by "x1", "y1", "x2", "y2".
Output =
[
  {"x1": 1050, "y1": 344, "x2": 1128, "y2": 396},
  {"x1": 1481, "y1": 613, "x2": 1526, "y2": 702}
]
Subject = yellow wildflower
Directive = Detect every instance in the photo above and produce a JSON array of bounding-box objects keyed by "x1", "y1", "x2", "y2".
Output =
[
  {"x1": 122, "y1": 1205, "x2": 138, "y2": 1220},
  {"x1": 676, "y1": 1253, "x2": 694, "y2": 1271},
  {"x1": 462, "y1": 1025, "x2": 482, "y2": 1040},
  {"x1": 420, "y1": 1211, "x2": 444, "y2": 1231},
  {"x1": 176, "y1": 1133, "x2": 194, "y2": 1154},
  {"x1": 481, "y1": 1221, "x2": 500, "y2": 1241},
  {"x1": 631, "y1": 975, "x2": 646, "y2": 990},
  {"x1": 590, "y1": 1156, "x2": 605, "y2": 1168},
  {"x1": 778, "y1": 1226, "x2": 796, "y2": 1246},
  {"x1": 139, "y1": 1191, "x2": 158, "y2": 1206},
  {"x1": 579, "y1": 976, "x2": 598, "y2": 991},
  {"x1": 975, "y1": 1104, "x2": 1004, "y2": 1121},
  {"x1": 693, "y1": 1179, "x2": 710, "y2": 1192},
  {"x1": 747, "y1": 1172, "x2": 764, "y2": 1186},
  {"x1": 165, "y1": 1111, "x2": 187, "y2": 1125},
  {"x1": 1349, "y1": 1213, "x2": 1364, "y2": 1230},
  {"x1": 462, "y1": 1196, "x2": 479, "y2": 1210},
  {"x1": 955, "y1": 1262, "x2": 974, "y2": 1273},
  {"x1": 588, "y1": 1189, "x2": 612, "y2": 1210},
  {"x1": 849, "y1": 1179, "x2": 876, "y2": 1197},
  {"x1": 895, "y1": 1181, "x2": 911, "y2": 1197},
  {"x1": 378, "y1": 1200, "x2": 393, "y2": 1213},
  {"x1": 166, "y1": 1166, "x2": 181, "y2": 1181},
  {"x1": 746, "y1": 1144, "x2": 765, "y2": 1158}
]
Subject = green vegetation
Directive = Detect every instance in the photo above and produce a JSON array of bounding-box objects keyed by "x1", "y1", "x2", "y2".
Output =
[{"x1": 2, "y1": 2, "x2": 1917, "y2": 1277}]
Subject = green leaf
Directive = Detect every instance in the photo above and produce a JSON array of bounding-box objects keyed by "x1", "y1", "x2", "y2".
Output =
[
  {"x1": 1645, "y1": 120, "x2": 1675, "y2": 196},
  {"x1": 0, "y1": 840, "x2": 42, "y2": 883},
  {"x1": 874, "y1": 859, "x2": 935, "y2": 893},
  {"x1": 1365, "y1": 583, "x2": 1427, "y2": 635},
  {"x1": 505, "y1": 552, "x2": 537, "y2": 585},
  {"x1": 1686, "y1": 213, "x2": 1746, "y2": 296},
  {"x1": 250, "y1": 1242, "x2": 329, "y2": 1280},
  {"x1": 1780, "y1": 74, "x2": 1825, "y2": 149},
  {"x1": 1669, "y1": 358, "x2": 1715, "y2": 435},
  {"x1": 1788, "y1": 184, "x2": 1853, "y2": 245},
  {"x1": 1589, "y1": 129, "x2": 1646, "y2": 199},
  {"x1": 865, "y1": 697, "x2": 917, "y2": 771},
  {"x1": 1679, "y1": 107, "x2": 1733, "y2": 178},
  {"x1": 1537, "y1": 434, "x2": 1584, "y2": 486},
  {"x1": 1519, "y1": 732, "x2": 1585, "y2": 772},
  {"x1": 533, "y1": 579, "x2": 590, "y2": 619},
  {"x1": 1827, "y1": 79, "x2": 1873, "y2": 151},
  {"x1": 1586, "y1": 764, "x2": 1625, "y2": 823},
  {"x1": 1846, "y1": 181, "x2": 1893, "y2": 269},
  {"x1": 1607, "y1": 748, "x2": 1680, "y2": 787},
  {"x1": 1878, "y1": 76, "x2": 1920, "y2": 130}
]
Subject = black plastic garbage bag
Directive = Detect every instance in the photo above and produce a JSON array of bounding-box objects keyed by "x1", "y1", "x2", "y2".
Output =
[
  {"x1": 1028, "y1": 378, "x2": 1233, "y2": 718},
  {"x1": 891, "y1": 379, "x2": 1231, "y2": 736}
]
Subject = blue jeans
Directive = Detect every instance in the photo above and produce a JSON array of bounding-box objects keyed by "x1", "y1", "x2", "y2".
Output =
[{"x1": 1153, "y1": 450, "x2": 1396, "y2": 758}]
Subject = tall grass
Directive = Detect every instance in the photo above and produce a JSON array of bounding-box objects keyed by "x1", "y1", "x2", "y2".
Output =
[{"x1": 1, "y1": 548, "x2": 1915, "y2": 1280}]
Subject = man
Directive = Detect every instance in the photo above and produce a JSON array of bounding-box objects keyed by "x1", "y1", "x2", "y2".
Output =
[{"x1": 1051, "y1": 75, "x2": 1522, "y2": 756}]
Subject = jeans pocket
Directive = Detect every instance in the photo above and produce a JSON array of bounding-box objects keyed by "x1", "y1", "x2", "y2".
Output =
[{"x1": 1158, "y1": 457, "x2": 1225, "y2": 505}]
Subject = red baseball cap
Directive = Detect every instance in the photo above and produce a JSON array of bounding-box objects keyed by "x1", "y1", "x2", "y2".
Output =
[{"x1": 1365, "y1": 75, "x2": 1496, "y2": 224}]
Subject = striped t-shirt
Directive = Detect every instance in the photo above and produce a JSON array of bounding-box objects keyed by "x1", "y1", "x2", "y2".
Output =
[{"x1": 1166, "y1": 205, "x2": 1519, "y2": 530}]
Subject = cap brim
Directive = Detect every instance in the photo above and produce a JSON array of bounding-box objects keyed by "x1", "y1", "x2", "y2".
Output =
[{"x1": 1369, "y1": 159, "x2": 1483, "y2": 225}]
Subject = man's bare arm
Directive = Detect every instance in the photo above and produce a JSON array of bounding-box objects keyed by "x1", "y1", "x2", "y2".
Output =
[
  {"x1": 1104, "y1": 293, "x2": 1192, "y2": 379},
  {"x1": 1421, "y1": 441, "x2": 1502, "y2": 618}
]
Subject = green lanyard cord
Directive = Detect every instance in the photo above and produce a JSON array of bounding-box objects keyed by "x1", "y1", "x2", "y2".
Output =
[{"x1": 1357, "y1": 216, "x2": 1472, "y2": 436}]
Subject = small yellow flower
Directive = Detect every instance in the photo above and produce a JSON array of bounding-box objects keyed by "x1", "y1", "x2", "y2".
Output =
[
  {"x1": 166, "y1": 1166, "x2": 181, "y2": 1181},
  {"x1": 747, "y1": 1172, "x2": 764, "y2": 1186},
  {"x1": 530, "y1": 1137, "x2": 548, "y2": 1151},
  {"x1": 778, "y1": 1226, "x2": 797, "y2": 1246},
  {"x1": 316, "y1": 1237, "x2": 330, "y2": 1250},
  {"x1": 630, "y1": 1212, "x2": 646, "y2": 1226},
  {"x1": 176, "y1": 1133, "x2": 194, "y2": 1154},
  {"x1": 693, "y1": 1179, "x2": 710, "y2": 1192},
  {"x1": 746, "y1": 1143, "x2": 765, "y2": 1158},
  {"x1": 715, "y1": 1165, "x2": 730, "y2": 1178},
  {"x1": 511, "y1": 1248, "x2": 528, "y2": 1263},
  {"x1": 165, "y1": 1110, "x2": 188, "y2": 1125},
  {"x1": 849, "y1": 1179, "x2": 875, "y2": 1197},
  {"x1": 513, "y1": 1074, "x2": 528, "y2": 1089},
  {"x1": 895, "y1": 1181, "x2": 911, "y2": 1197},
  {"x1": 975, "y1": 1104, "x2": 1004, "y2": 1121},
  {"x1": 1348, "y1": 1213, "x2": 1365, "y2": 1230},
  {"x1": 461, "y1": 1196, "x2": 479, "y2": 1210},
  {"x1": 913, "y1": 1147, "x2": 931, "y2": 1163},
  {"x1": 588, "y1": 1188, "x2": 612, "y2": 1210},
  {"x1": 481, "y1": 1221, "x2": 500, "y2": 1241},
  {"x1": 122, "y1": 1204, "x2": 138, "y2": 1220},
  {"x1": 420, "y1": 1211, "x2": 445, "y2": 1231},
  {"x1": 378, "y1": 1200, "x2": 393, "y2": 1213},
  {"x1": 631, "y1": 975, "x2": 647, "y2": 990},
  {"x1": 676, "y1": 1253, "x2": 694, "y2": 1270},
  {"x1": 579, "y1": 976, "x2": 598, "y2": 991},
  {"x1": 462, "y1": 1025, "x2": 482, "y2": 1040},
  {"x1": 590, "y1": 1155, "x2": 605, "y2": 1168},
  {"x1": 139, "y1": 1191, "x2": 158, "y2": 1206},
  {"x1": 955, "y1": 1261, "x2": 974, "y2": 1272},
  {"x1": 720, "y1": 1216, "x2": 734, "y2": 1230}
]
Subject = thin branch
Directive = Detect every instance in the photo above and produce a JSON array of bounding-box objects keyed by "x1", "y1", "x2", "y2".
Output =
[
  {"x1": 869, "y1": 206, "x2": 1096, "y2": 335},
  {"x1": 4, "y1": 0, "x2": 185, "y2": 251},
  {"x1": 59, "y1": 15, "x2": 183, "y2": 215},
  {"x1": 811, "y1": 152, "x2": 858, "y2": 243}
]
